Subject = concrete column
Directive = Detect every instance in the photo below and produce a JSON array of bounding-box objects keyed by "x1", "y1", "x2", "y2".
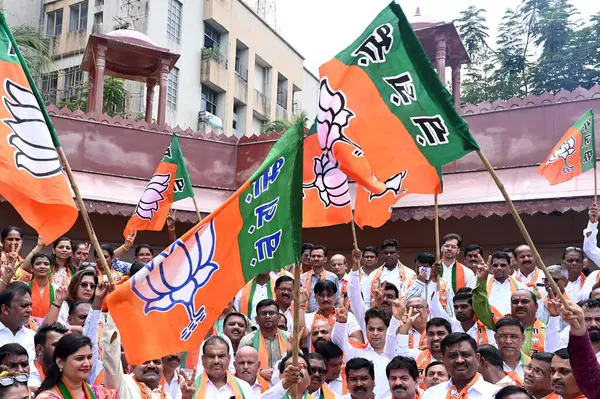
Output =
[
  {"x1": 93, "y1": 44, "x2": 107, "y2": 114},
  {"x1": 245, "y1": 50, "x2": 255, "y2": 136},
  {"x1": 157, "y1": 59, "x2": 170, "y2": 126},
  {"x1": 450, "y1": 59, "x2": 461, "y2": 108},
  {"x1": 286, "y1": 79, "x2": 293, "y2": 119},
  {"x1": 435, "y1": 34, "x2": 447, "y2": 85},
  {"x1": 145, "y1": 79, "x2": 156, "y2": 123},
  {"x1": 87, "y1": 71, "x2": 95, "y2": 113},
  {"x1": 269, "y1": 68, "x2": 278, "y2": 121}
]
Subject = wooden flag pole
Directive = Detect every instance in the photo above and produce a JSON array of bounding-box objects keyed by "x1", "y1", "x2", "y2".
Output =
[
  {"x1": 57, "y1": 147, "x2": 114, "y2": 285},
  {"x1": 351, "y1": 212, "x2": 359, "y2": 251},
  {"x1": 594, "y1": 165, "x2": 597, "y2": 204},
  {"x1": 191, "y1": 196, "x2": 203, "y2": 222},
  {"x1": 290, "y1": 263, "x2": 302, "y2": 397},
  {"x1": 434, "y1": 194, "x2": 440, "y2": 260},
  {"x1": 476, "y1": 149, "x2": 567, "y2": 306}
]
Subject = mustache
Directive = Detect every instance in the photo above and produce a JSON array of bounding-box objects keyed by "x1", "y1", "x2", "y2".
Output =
[
  {"x1": 392, "y1": 385, "x2": 407, "y2": 391},
  {"x1": 353, "y1": 387, "x2": 367, "y2": 393}
]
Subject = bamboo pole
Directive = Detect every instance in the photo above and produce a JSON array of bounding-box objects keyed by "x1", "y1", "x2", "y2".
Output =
[
  {"x1": 350, "y1": 212, "x2": 359, "y2": 251},
  {"x1": 289, "y1": 264, "x2": 302, "y2": 397},
  {"x1": 476, "y1": 149, "x2": 567, "y2": 306},
  {"x1": 594, "y1": 165, "x2": 597, "y2": 204},
  {"x1": 434, "y1": 194, "x2": 440, "y2": 260},
  {"x1": 57, "y1": 147, "x2": 114, "y2": 284},
  {"x1": 191, "y1": 196, "x2": 203, "y2": 222}
]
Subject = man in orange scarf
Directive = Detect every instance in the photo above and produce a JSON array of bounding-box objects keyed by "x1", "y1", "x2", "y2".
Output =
[
  {"x1": 307, "y1": 353, "x2": 338, "y2": 399},
  {"x1": 522, "y1": 352, "x2": 556, "y2": 399},
  {"x1": 234, "y1": 346, "x2": 269, "y2": 396},
  {"x1": 238, "y1": 299, "x2": 288, "y2": 383},
  {"x1": 421, "y1": 333, "x2": 499, "y2": 399},
  {"x1": 550, "y1": 349, "x2": 585, "y2": 399},
  {"x1": 438, "y1": 234, "x2": 475, "y2": 293},
  {"x1": 386, "y1": 355, "x2": 422, "y2": 399}
]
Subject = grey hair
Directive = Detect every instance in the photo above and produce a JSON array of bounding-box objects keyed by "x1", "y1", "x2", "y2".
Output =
[{"x1": 547, "y1": 265, "x2": 568, "y2": 280}]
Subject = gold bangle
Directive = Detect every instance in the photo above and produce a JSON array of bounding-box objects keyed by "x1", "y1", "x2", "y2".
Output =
[{"x1": 122, "y1": 245, "x2": 131, "y2": 251}]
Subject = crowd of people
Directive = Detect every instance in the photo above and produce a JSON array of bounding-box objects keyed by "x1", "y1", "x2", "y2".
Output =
[{"x1": 1, "y1": 206, "x2": 600, "y2": 399}]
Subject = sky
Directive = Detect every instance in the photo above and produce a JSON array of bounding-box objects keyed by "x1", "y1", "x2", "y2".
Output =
[{"x1": 275, "y1": 0, "x2": 600, "y2": 74}]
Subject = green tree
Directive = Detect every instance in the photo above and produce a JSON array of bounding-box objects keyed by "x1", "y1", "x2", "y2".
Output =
[
  {"x1": 262, "y1": 111, "x2": 308, "y2": 133},
  {"x1": 59, "y1": 77, "x2": 127, "y2": 117},
  {"x1": 455, "y1": 6, "x2": 490, "y2": 60},
  {"x1": 461, "y1": 48, "x2": 498, "y2": 104},
  {"x1": 493, "y1": 7, "x2": 527, "y2": 99},
  {"x1": 11, "y1": 25, "x2": 53, "y2": 77}
]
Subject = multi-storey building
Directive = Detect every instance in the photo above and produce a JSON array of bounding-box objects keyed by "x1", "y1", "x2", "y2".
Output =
[{"x1": 9, "y1": 0, "x2": 318, "y2": 136}]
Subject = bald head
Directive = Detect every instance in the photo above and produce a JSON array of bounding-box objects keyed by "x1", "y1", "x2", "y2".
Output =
[
  {"x1": 234, "y1": 346, "x2": 260, "y2": 384},
  {"x1": 330, "y1": 254, "x2": 348, "y2": 280}
]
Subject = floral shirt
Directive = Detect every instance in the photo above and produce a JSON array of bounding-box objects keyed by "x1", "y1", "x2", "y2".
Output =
[{"x1": 112, "y1": 258, "x2": 131, "y2": 275}]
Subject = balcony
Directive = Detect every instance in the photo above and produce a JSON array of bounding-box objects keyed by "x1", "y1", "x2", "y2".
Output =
[
  {"x1": 201, "y1": 48, "x2": 228, "y2": 92},
  {"x1": 276, "y1": 104, "x2": 287, "y2": 120},
  {"x1": 234, "y1": 75, "x2": 247, "y2": 104},
  {"x1": 253, "y1": 89, "x2": 270, "y2": 119},
  {"x1": 203, "y1": 0, "x2": 232, "y2": 31}
]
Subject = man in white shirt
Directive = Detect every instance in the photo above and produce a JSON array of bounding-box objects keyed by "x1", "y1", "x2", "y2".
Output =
[
  {"x1": 234, "y1": 346, "x2": 269, "y2": 396},
  {"x1": 562, "y1": 247, "x2": 588, "y2": 302},
  {"x1": 513, "y1": 245, "x2": 544, "y2": 294},
  {"x1": 438, "y1": 234, "x2": 476, "y2": 293},
  {"x1": 302, "y1": 245, "x2": 340, "y2": 313},
  {"x1": 363, "y1": 239, "x2": 416, "y2": 307},
  {"x1": 234, "y1": 272, "x2": 276, "y2": 324},
  {"x1": 384, "y1": 356, "x2": 421, "y2": 399},
  {"x1": 422, "y1": 333, "x2": 499, "y2": 399},
  {"x1": 343, "y1": 358, "x2": 377, "y2": 399},
  {"x1": 161, "y1": 353, "x2": 184, "y2": 399},
  {"x1": 314, "y1": 341, "x2": 345, "y2": 395},
  {"x1": 582, "y1": 203, "x2": 600, "y2": 294},
  {"x1": 487, "y1": 252, "x2": 527, "y2": 317},
  {"x1": 0, "y1": 282, "x2": 36, "y2": 373},
  {"x1": 495, "y1": 317, "x2": 528, "y2": 382},
  {"x1": 195, "y1": 336, "x2": 254, "y2": 398},
  {"x1": 406, "y1": 252, "x2": 455, "y2": 319},
  {"x1": 274, "y1": 276, "x2": 294, "y2": 332},
  {"x1": 330, "y1": 254, "x2": 350, "y2": 299}
]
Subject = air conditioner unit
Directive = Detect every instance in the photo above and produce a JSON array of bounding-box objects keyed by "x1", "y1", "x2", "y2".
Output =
[{"x1": 198, "y1": 110, "x2": 223, "y2": 129}]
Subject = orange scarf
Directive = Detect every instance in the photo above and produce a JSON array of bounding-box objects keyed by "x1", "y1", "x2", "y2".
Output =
[
  {"x1": 303, "y1": 269, "x2": 327, "y2": 296},
  {"x1": 29, "y1": 280, "x2": 54, "y2": 318},
  {"x1": 445, "y1": 373, "x2": 482, "y2": 399},
  {"x1": 34, "y1": 359, "x2": 45, "y2": 381},
  {"x1": 408, "y1": 329, "x2": 427, "y2": 350},
  {"x1": 257, "y1": 374, "x2": 270, "y2": 393},
  {"x1": 515, "y1": 268, "x2": 540, "y2": 290},
  {"x1": 253, "y1": 330, "x2": 288, "y2": 369},
  {"x1": 94, "y1": 369, "x2": 105, "y2": 386},
  {"x1": 370, "y1": 263, "x2": 408, "y2": 305},
  {"x1": 541, "y1": 395, "x2": 560, "y2": 399},
  {"x1": 416, "y1": 349, "x2": 433, "y2": 380},
  {"x1": 341, "y1": 363, "x2": 348, "y2": 395},
  {"x1": 133, "y1": 376, "x2": 166, "y2": 399},
  {"x1": 487, "y1": 276, "x2": 518, "y2": 297},
  {"x1": 505, "y1": 352, "x2": 531, "y2": 386},
  {"x1": 319, "y1": 384, "x2": 337, "y2": 399},
  {"x1": 529, "y1": 318, "x2": 546, "y2": 356},
  {"x1": 195, "y1": 372, "x2": 244, "y2": 399},
  {"x1": 438, "y1": 278, "x2": 449, "y2": 312},
  {"x1": 475, "y1": 320, "x2": 489, "y2": 346},
  {"x1": 239, "y1": 277, "x2": 275, "y2": 318},
  {"x1": 440, "y1": 261, "x2": 466, "y2": 293}
]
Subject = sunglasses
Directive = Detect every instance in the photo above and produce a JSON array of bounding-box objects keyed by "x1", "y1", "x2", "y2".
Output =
[
  {"x1": 0, "y1": 374, "x2": 27, "y2": 387},
  {"x1": 79, "y1": 282, "x2": 97, "y2": 290},
  {"x1": 80, "y1": 262, "x2": 97, "y2": 267}
]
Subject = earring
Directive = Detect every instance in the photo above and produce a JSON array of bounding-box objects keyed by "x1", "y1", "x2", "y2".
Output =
[{"x1": 59, "y1": 368, "x2": 62, "y2": 372}]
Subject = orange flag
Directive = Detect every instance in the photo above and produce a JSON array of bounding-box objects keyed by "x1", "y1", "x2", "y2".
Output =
[
  {"x1": 538, "y1": 110, "x2": 595, "y2": 186},
  {"x1": 0, "y1": 13, "x2": 77, "y2": 243}
]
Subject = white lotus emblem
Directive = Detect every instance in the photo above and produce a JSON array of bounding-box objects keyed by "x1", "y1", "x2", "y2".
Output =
[
  {"x1": 135, "y1": 173, "x2": 171, "y2": 220},
  {"x1": 545, "y1": 135, "x2": 576, "y2": 173},
  {"x1": 2, "y1": 79, "x2": 62, "y2": 178},
  {"x1": 131, "y1": 220, "x2": 220, "y2": 340}
]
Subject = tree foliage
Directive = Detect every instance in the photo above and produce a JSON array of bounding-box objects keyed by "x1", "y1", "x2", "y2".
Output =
[
  {"x1": 59, "y1": 77, "x2": 127, "y2": 117},
  {"x1": 456, "y1": 0, "x2": 600, "y2": 104},
  {"x1": 11, "y1": 25, "x2": 53, "y2": 77}
]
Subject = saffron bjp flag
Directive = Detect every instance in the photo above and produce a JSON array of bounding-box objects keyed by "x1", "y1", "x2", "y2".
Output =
[
  {"x1": 537, "y1": 109, "x2": 595, "y2": 186},
  {"x1": 302, "y1": 2, "x2": 479, "y2": 229},
  {"x1": 123, "y1": 134, "x2": 194, "y2": 237},
  {"x1": 107, "y1": 122, "x2": 303, "y2": 364},
  {"x1": 0, "y1": 13, "x2": 77, "y2": 243}
]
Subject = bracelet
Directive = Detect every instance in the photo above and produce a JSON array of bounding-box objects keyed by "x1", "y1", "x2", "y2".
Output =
[
  {"x1": 122, "y1": 245, "x2": 131, "y2": 251},
  {"x1": 168, "y1": 227, "x2": 175, "y2": 231},
  {"x1": 51, "y1": 302, "x2": 61, "y2": 309}
]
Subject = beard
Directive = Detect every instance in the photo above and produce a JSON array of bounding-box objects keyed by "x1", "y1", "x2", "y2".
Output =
[{"x1": 589, "y1": 329, "x2": 600, "y2": 342}]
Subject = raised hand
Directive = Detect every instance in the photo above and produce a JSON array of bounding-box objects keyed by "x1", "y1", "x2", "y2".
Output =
[
  {"x1": 54, "y1": 285, "x2": 68, "y2": 306},
  {"x1": 590, "y1": 202, "x2": 599, "y2": 224},
  {"x1": 398, "y1": 307, "x2": 417, "y2": 335},
  {"x1": 336, "y1": 297, "x2": 350, "y2": 324},
  {"x1": 431, "y1": 261, "x2": 442, "y2": 283},
  {"x1": 561, "y1": 300, "x2": 584, "y2": 334},
  {"x1": 372, "y1": 282, "x2": 384, "y2": 307},
  {"x1": 475, "y1": 254, "x2": 490, "y2": 281},
  {"x1": 180, "y1": 368, "x2": 197, "y2": 399},
  {"x1": 391, "y1": 298, "x2": 405, "y2": 321},
  {"x1": 259, "y1": 368, "x2": 274, "y2": 382},
  {"x1": 546, "y1": 288, "x2": 563, "y2": 317},
  {"x1": 167, "y1": 209, "x2": 177, "y2": 230},
  {"x1": 124, "y1": 232, "x2": 136, "y2": 250},
  {"x1": 281, "y1": 363, "x2": 302, "y2": 390},
  {"x1": 417, "y1": 268, "x2": 427, "y2": 283},
  {"x1": 351, "y1": 248, "x2": 362, "y2": 271},
  {"x1": 36, "y1": 236, "x2": 46, "y2": 249},
  {"x1": 95, "y1": 281, "x2": 110, "y2": 299}
]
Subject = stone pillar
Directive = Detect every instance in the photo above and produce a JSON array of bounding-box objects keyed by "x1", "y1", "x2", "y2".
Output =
[
  {"x1": 435, "y1": 34, "x2": 447, "y2": 85},
  {"x1": 145, "y1": 79, "x2": 156, "y2": 124},
  {"x1": 157, "y1": 59, "x2": 170, "y2": 126},
  {"x1": 87, "y1": 71, "x2": 95, "y2": 113},
  {"x1": 450, "y1": 59, "x2": 462, "y2": 108},
  {"x1": 93, "y1": 44, "x2": 107, "y2": 114}
]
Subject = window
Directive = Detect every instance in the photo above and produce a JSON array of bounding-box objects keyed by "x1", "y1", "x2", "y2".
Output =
[
  {"x1": 204, "y1": 23, "x2": 220, "y2": 49},
  {"x1": 62, "y1": 67, "x2": 83, "y2": 102},
  {"x1": 41, "y1": 72, "x2": 58, "y2": 104},
  {"x1": 92, "y1": 12, "x2": 103, "y2": 33},
  {"x1": 167, "y1": 67, "x2": 179, "y2": 110},
  {"x1": 69, "y1": 1, "x2": 88, "y2": 32},
  {"x1": 46, "y1": 9, "x2": 63, "y2": 37},
  {"x1": 95, "y1": 0, "x2": 104, "y2": 5},
  {"x1": 201, "y1": 86, "x2": 217, "y2": 115},
  {"x1": 167, "y1": 0, "x2": 182, "y2": 43}
]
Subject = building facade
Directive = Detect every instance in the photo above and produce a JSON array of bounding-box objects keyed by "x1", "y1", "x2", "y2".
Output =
[{"x1": 10, "y1": 0, "x2": 317, "y2": 135}]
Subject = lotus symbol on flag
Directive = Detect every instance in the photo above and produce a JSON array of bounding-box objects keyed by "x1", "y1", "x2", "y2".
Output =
[
  {"x1": 2, "y1": 79, "x2": 62, "y2": 178},
  {"x1": 131, "y1": 219, "x2": 219, "y2": 341},
  {"x1": 303, "y1": 79, "x2": 357, "y2": 208},
  {"x1": 135, "y1": 173, "x2": 171, "y2": 220},
  {"x1": 545, "y1": 135, "x2": 576, "y2": 173}
]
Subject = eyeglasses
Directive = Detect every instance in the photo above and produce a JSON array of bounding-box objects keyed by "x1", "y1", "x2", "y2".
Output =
[
  {"x1": 310, "y1": 368, "x2": 327, "y2": 375},
  {"x1": 496, "y1": 334, "x2": 522, "y2": 342},
  {"x1": 80, "y1": 262, "x2": 97, "y2": 267},
  {"x1": 524, "y1": 365, "x2": 545, "y2": 378},
  {"x1": 0, "y1": 374, "x2": 28, "y2": 387},
  {"x1": 443, "y1": 244, "x2": 458, "y2": 250},
  {"x1": 79, "y1": 282, "x2": 97, "y2": 290},
  {"x1": 257, "y1": 311, "x2": 277, "y2": 318},
  {"x1": 277, "y1": 287, "x2": 293, "y2": 293}
]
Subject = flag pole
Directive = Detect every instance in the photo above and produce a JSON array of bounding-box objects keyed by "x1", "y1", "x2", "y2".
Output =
[
  {"x1": 350, "y1": 212, "x2": 359, "y2": 250},
  {"x1": 56, "y1": 147, "x2": 114, "y2": 285},
  {"x1": 290, "y1": 263, "x2": 302, "y2": 397},
  {"x1": 594, "y1": 165, "x2": 597, "y2": 204},
  {"x1": 191, "y1": 196, "x2": 203, "y2": 222},
  {"x1": 476, "y1": 149, "x2": 567, "y2": 306},
  {"x1": 434, "y1": 194, "x2": 440, "y2": 260}
]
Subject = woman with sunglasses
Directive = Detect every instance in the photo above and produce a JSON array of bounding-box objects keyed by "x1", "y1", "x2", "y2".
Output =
[
  {"x1": 34, "y1": 333, "x2": 114, "y2": 399},
  {"x1": 0, "y1": 371, "x2": 29, "y2": 399},
  {"x1": 44, "y1": 270, "x2": 98, "y2": 329}
]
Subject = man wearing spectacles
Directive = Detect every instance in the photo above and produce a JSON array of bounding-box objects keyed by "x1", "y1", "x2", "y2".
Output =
[
  {"x1": 274, "y1": 276, "x2": 294, "y2": 332},
  {"x1": 522, "y1": 352, "x2": 556, "y2": 399},
  {"x1": 307, "y1": 353, "x2": 340, "y2": 399},
  {"x1": 438, "y1": 234, "x2": 475, "y2": 294}
]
